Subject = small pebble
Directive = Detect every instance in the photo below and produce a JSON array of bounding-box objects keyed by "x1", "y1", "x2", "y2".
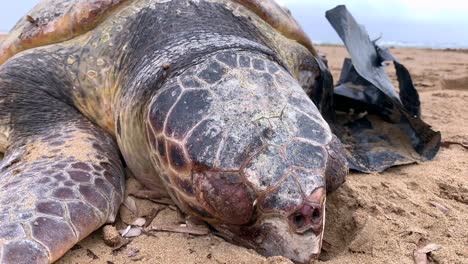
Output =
[{"x1": 103, "y1": 225, "x2": 122, "y2": 247}]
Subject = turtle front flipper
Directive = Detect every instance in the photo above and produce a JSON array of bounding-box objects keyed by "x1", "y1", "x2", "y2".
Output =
[{"x1": 0, "y1": 96, "x2": 124, "y2": 262}]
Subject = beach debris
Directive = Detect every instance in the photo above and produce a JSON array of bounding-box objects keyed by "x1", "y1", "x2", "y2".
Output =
[
  {"x1": 119, "y1": 227, "x2": 142, "y2": 238},
  {"x1": 381, "y1": 182, "x2": 390, "y2": 188},
  {"x1": 322, "y1": 5, "x2": 441, "y2": 172},
  {"x1": 128, "y1": 186, "x2": 174, "y2": 206},
  {"x1": 119, "y1": 225, "x2": 132, "y2": 237},
  {"x1": 144, "y1": 207, "x2": 164, "y2": 227},
  {"x1": 123, "y1": 196, "x2": 138, "y2": 215},
  {"x1": 149, "y1": 197, "x2": 176, "y2": 205},
  {"x1": 126, "y1": 228, "x2": 142, "y2": 238},
  {"x1": 117, "y1": 217, "x2": 151, "y2": 240},
  {"x1": 428, "y1": 201, "x2": 449, "y2": 214},
  {"x1": 146, "y1": 223, "x2": 209, "y2": 236},
  {"x1": 127, "y1": 248, "x2": 140, "y2": 258},
  {"x1": 413, "y1": 241, "x2": 442, "y2": 264},
  {"x1": 150, "y1": 198, "x2": 175, "y2": 206}
]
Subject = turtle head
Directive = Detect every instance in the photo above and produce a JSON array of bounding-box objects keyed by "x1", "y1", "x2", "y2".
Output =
[
  {"x1": 144, "y1": 49, "x2": 347, "y2": 263},
  {"x1": 212, "y1": 186, "x2": 327, "y2": 263},
  {"x1": 205, "y1": 135, "x2": 348, "y2": 263}
]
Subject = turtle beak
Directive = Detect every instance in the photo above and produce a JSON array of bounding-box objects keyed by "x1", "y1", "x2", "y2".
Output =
[
  {"x1": 246, "y1": 188, "x2": 326, "y2": 263},
  {"x1": 254, "y1": 208, "x2": 325, "y2": 263},
  {"x1": 211, "y1": 186, "x2": 327, "y2": 263},
  {"x1": 212, "y1": 197, "x2": 326, "y2": 263}
]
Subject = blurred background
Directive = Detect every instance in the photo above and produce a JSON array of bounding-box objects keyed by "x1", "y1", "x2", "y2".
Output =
[{"x1": 0, "y1": 0, "x2": 467, "y2": 48}]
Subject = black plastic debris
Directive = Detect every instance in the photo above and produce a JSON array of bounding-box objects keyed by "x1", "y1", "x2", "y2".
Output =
[
  {"x1": 311, "y1": 56, "x2": 336, "y2": 123},
  {"x1": 318, "y1": 5, "x2": 441, "y2": 172}
]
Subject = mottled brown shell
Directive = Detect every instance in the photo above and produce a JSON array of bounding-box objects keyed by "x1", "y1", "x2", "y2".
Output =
[
  {"x1": 234, "y1": 0, "x2": 317, "y2": 56},
  {"x1": 0, "y1": 0, "x2": 130, "y2": 65}
]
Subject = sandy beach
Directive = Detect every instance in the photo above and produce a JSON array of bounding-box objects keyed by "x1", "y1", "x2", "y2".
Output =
[{"x1": 54, "y1": 45, "x2": 468, "y2": 264}]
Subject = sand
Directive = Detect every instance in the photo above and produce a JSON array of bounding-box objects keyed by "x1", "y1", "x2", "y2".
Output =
[{"x1": 21, "y1": 45, "x2": 468, "y2": 263}]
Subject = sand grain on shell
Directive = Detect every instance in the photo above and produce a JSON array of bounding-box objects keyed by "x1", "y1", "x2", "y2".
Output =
[{"x1": 56, "y1": 45, "x2": 468, "y2": 264}]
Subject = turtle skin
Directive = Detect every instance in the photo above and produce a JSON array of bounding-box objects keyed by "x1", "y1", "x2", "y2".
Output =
[{"x1": 0, "y1": 0, "x2": 348, "y2": 263}]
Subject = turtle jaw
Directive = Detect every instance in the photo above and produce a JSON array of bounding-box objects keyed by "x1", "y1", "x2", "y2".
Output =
[
  {"x1": 256, "y1": 216, "x2": 324, "y2": 263},
  {"x1": 213, "y1": 209, "x2": 325, "y2": 264},
  {"x1": 212, "y1": 188, "x2": 326, "y2": 263},
  {"x1": 256, "y1": 190, "x2": 326, "y2": 263}
]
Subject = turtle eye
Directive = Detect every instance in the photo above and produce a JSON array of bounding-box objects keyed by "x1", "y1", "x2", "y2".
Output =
[
  {"x1": 298, "y1": 69, "x2": 315, "y2": 91},
  {"x1": 246, "y1": 199, "x2": 260, "y2": 225},
  {"x1": 297, "y1": 56, "x2": 321, "y2": 94}
]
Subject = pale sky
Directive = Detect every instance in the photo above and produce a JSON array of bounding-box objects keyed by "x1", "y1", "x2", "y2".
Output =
[
  {"x1": 277, "y1": 0, "x2": 467, "y2": 48},
  {"x1": 277, "y1": 0, "x2": 468, "y2": 23},
  {"x1": 0, "y1": 0, "x2": 466, "y2": 48},
  {"x1": 0, "y1": 0, "x2": 39, "y2": 32}
]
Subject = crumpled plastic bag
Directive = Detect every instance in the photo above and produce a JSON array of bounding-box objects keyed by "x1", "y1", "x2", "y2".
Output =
[{"x1": 312, "y1": 5, "x2": 441, "y2": 172}]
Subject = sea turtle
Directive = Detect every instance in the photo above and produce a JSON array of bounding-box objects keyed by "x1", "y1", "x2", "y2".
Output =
[{"x1": 0, "y1": 0, "x2": 348, "y2": 263}]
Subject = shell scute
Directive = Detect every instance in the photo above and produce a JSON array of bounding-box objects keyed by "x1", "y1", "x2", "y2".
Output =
[
  {"x1": 165, "y1": 89, "x2": 213, "y2": 139},
  {"x1": 148, "y1": 85, "x2": 182, "y2": 134},
  {"x1": 286, "y1": 141, "x2": 327, "y2": 170},
  {"x1": 260, "y1": 175, "x2": 303, "y2": 214},
  {"x1": 215, "y1": 50, "x2": 238, "y2": 67},
  {"x1": 186, "y1": 118, "x2": 224, "y2": 169},
  {"x1": 197, "y1": 61, "x2": 227, "y2": 84},
  {"x1": 167, "y1": 140, "x2": 192, "y2": 174}
]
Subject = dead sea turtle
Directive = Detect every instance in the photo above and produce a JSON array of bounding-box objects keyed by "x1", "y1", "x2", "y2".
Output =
[{"x1": 0, "y1": 0, "x2": 348, "y2": 263}]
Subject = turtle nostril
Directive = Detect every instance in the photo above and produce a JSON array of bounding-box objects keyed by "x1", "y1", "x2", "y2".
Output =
[
  {"x1": 289, "y1": 187, "x2": 326, "y2": 234},
  {"x1": 311, "y1": 207, "x2": 321, "y2": 223},
  {"x1": 289, "y1": 203, "x2": 324, "y2": 234},
  {"x1": 293, "y1": 214, "x2": 306, "y2": 228}
]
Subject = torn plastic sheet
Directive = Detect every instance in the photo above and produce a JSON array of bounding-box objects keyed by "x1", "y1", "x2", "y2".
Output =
[{"x1": 318, "y1": 5, "x2": 441, "y2": 172}]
